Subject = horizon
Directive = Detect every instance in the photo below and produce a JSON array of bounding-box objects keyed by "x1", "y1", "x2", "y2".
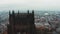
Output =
[{"x1": 0, "y1": 0, "x2": 60, "y2": 11}]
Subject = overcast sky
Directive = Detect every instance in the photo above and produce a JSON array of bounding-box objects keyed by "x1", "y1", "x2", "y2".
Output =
[{"x1": 0, "y1": 0, "x2": 60, "y2": 11}]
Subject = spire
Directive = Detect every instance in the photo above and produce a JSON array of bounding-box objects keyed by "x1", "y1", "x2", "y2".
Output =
[
  {"x1": 12, "y1": 10, "x2": 14, "y2": 15},
  {"x1": 32, "y1": 10, "x2": 34, "y2": 24},
  {"x1": 9, "y1": 10, "x2": 11, "y2": 17},
  {"x1": 27, "y1": 10, "x2": 29, "y2": 14},
  {"x1": 12, "y1": 10, "x2": 15, "y2": 19},
  {"x1": 32, "y1": 10, "x2": 34, "y2": 14},
  {"x1": 17, "y1": 10, "x2": 19, "y2": 15}
]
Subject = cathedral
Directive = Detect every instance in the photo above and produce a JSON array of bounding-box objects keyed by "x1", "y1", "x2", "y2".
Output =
[{"x1": 7, "y1": 10, "x2": 37, "y2": 34}]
